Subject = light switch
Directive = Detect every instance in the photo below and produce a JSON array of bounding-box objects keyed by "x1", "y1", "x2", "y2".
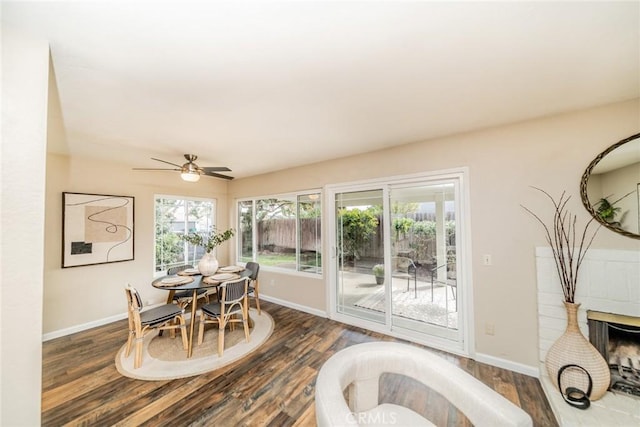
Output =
[{"x1": 485, "y1": 322, "x2": 495, "y2": 335}]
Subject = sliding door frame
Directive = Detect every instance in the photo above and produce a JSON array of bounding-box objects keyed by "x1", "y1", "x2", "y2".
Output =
[{"x1": 325, "y1": 168, "x2": 475, "y2": 357}]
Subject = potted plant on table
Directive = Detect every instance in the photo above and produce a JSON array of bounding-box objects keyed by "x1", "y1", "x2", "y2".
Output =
[
  {"x1": 180, "y1": 227, "x2": 235, "y2": 276},
  {"x1": 522, "y1": 187, "x2": 610, "y2": 400}
]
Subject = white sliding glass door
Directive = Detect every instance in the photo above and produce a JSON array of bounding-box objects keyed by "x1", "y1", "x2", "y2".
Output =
[
  {"x1": 328, "y1": 170, "x2": 470, "y2": 355},
  {"x1": 388, "y1": 182, "x2": 460, "y2": 343},
  {"x1": 335, "y1": 189, "x2": 387, "y2": 324}
]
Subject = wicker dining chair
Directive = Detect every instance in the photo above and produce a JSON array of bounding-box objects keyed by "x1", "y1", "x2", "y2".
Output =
[
  {"x1": 167, "y1": 264, "x2": 210, "y2": 309},
  {"x1": 197, "y1": 277, "x2": 250, "y2": 357},
  {"x1": 241, "y1": 262, "x2": 261, "y2": 314},
  {"x1": 124, "y1": 285, "x2": 188, "y2": 369}
]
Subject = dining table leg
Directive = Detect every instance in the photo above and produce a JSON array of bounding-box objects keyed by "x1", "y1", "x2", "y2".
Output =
[
  {"x1": 165, "y1": 290, "x2": 175, "y2": 304},
  {"x1": 187, "y1": 289, "x2": 198, "y2": 358}
]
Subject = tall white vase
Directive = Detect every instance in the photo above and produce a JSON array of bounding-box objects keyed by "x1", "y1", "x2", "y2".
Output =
[{"x1": 198, "y1": 252, "x2": 219, "y2": 276}]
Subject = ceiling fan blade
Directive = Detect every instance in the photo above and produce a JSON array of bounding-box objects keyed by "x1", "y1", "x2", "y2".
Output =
[
  {"x1": 201, "y1": 166, "x2": 232, "y2": 172},
  {"x1": 202, "y1": 171, "x2": 234, "y2": 180},
  {"x1": 151, "y1": 157, "x2": 183, "y2": 168},
  {"x1": 135, "y1": 155, "x2": 233, "y2": 179},
  {"x1": 132, "y1": 167, "x2": 181, "y2": 171}
]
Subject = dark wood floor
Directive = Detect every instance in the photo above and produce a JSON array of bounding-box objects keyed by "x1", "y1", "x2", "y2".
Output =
[{"x1": 42, "y1": 301, "x2": 558, "y2": 426}]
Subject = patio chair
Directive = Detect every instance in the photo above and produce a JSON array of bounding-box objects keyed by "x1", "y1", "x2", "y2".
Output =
[
  {"x1": 431, "y1": 263, "x2": 457, "y2": 310},
  {"x1": 392, "y1": 256, "x2": 417, "y2": 297}
]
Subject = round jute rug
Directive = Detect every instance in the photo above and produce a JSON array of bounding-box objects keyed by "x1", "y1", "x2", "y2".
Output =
[{"x1": 115, "y1": 308, "x2": 273, "y2": 381}]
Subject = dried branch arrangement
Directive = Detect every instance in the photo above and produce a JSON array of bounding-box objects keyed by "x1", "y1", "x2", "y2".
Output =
[
  {"x1": 522, "y1": 187, "x2": 600, "y2": 303},
  {"x1": 180, "y1": 227, "x2": 235, "y2": 253}
]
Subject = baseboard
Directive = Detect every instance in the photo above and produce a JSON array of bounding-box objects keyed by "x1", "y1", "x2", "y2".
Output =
[
  {"x1": 475, "y1": 352, "x2": 540, "y2": 378},
  {"x1": 43, "y1": 297, "x2": 325, "y2": 341},
  {"x1": 260, "y1": 294, "x2": 328, "y2": 319},
  {"x1": 42, "y1": 311, "x2": 128, "y2": 342}
]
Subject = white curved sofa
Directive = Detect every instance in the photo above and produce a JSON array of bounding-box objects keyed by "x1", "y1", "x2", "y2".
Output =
[{"x1": 315, "y1": 342, "x2": 533, "y2": 427}]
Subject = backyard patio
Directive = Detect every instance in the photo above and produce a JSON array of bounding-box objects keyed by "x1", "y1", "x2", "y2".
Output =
[{"x1": 337, "y1": 269, "x2": 458, "y2": 330}]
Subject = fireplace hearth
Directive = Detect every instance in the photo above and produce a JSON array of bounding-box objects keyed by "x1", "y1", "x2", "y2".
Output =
[{"x1": 588, "y1": 311, "x2": 640, "y2": 400}]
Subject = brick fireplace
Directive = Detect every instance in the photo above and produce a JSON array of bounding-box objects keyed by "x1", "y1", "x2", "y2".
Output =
[{"x1": 536, "y1": 247, "x2": 640, "y2": 425}]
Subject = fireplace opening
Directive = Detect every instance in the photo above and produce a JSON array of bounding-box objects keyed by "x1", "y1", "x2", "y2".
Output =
[{"x1": 588, "y1": 311, "x2": 640, "y2": 399}]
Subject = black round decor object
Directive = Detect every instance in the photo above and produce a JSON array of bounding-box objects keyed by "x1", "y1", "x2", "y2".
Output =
[{"x1": 557, "y1": 364, "x2": 593, "y2": 410}]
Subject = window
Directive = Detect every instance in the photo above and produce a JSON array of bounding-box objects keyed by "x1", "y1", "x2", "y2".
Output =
[
  {"x1": 238, "y1": 200, "x2": 253, "y2": 263},
  {"x1": 155, "y1": 195, "x2": 216, "y2": 273},
  {"x1": 238, "y1": 192, "x2": 321, "y2": 274}
]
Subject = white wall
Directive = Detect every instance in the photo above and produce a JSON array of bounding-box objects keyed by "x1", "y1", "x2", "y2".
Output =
[{"x1": 1, "y1": 29, "x2": 49, "y2": 426}]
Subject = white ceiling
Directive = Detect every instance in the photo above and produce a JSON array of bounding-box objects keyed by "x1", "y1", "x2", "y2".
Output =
[{"x1": 4, "y1": 1, "x2": 639, "y2": 180}]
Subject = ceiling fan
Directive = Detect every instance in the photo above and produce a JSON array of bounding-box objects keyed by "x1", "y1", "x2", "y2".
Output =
[{"x1": 133, "y1": 154, "x2": 233, "y2": 182}]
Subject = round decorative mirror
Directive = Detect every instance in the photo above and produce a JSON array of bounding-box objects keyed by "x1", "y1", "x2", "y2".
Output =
[{"x1": 580, "y1": 132, "x2": 640, "y2": 239}]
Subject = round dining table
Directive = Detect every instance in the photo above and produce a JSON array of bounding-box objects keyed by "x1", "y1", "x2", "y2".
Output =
[{"x1": 152, "y1": 267, "x2": 244, "y2": 358}]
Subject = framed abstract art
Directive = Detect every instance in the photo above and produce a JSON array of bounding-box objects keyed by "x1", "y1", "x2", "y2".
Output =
[{"x1": 62, "y1": 192, "x2": 135, "y2": 268}]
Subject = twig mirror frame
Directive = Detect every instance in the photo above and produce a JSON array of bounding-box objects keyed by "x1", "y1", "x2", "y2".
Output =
[{"x1": 579, "y1": 132, "x2": 640, "y2": 240}]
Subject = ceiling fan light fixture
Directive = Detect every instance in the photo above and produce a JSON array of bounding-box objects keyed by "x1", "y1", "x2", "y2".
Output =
[
  {"x1": 181, "y1": 171, "x2": 201, "y2": 182},
  {"x1": 181, "y1": 161, "x2": 201, "y2": 182}
]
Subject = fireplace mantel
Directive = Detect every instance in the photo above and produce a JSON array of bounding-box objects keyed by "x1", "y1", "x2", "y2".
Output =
[{"x1": 588, "y1": 310, "x2": 640, "y2": 327}]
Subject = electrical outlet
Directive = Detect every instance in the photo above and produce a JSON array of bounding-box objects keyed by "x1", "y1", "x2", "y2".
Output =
[
  {"x1": 485, "y1": 322, "x2": 495, "y2": 335},
  {"x1": 483, "y1": 254, "x2": 492, "y2": 266}
]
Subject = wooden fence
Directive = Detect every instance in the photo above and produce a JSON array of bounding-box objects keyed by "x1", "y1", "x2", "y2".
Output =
[
  {"x1": 256, "y1": 215, "x2": 454, "y2": 263},
  {"x1": 258, "y1": 218, "x2": 320, "y2": 252}
]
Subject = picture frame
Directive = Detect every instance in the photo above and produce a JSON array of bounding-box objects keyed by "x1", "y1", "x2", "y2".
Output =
[{"x1": 62, "y1": 192, "x2": 135, "y2": 268}]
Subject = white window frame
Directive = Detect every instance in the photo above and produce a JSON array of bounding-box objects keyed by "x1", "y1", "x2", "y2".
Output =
[
  {"x1": 236, "y1": 190, "x2": 322, "y2": 276},
  {"x1": 325, "y1": 168, "x2": 474, "y2": 357},
  {"x1": 153, "y1": 194, "x2": 216, "y2": 277}
]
